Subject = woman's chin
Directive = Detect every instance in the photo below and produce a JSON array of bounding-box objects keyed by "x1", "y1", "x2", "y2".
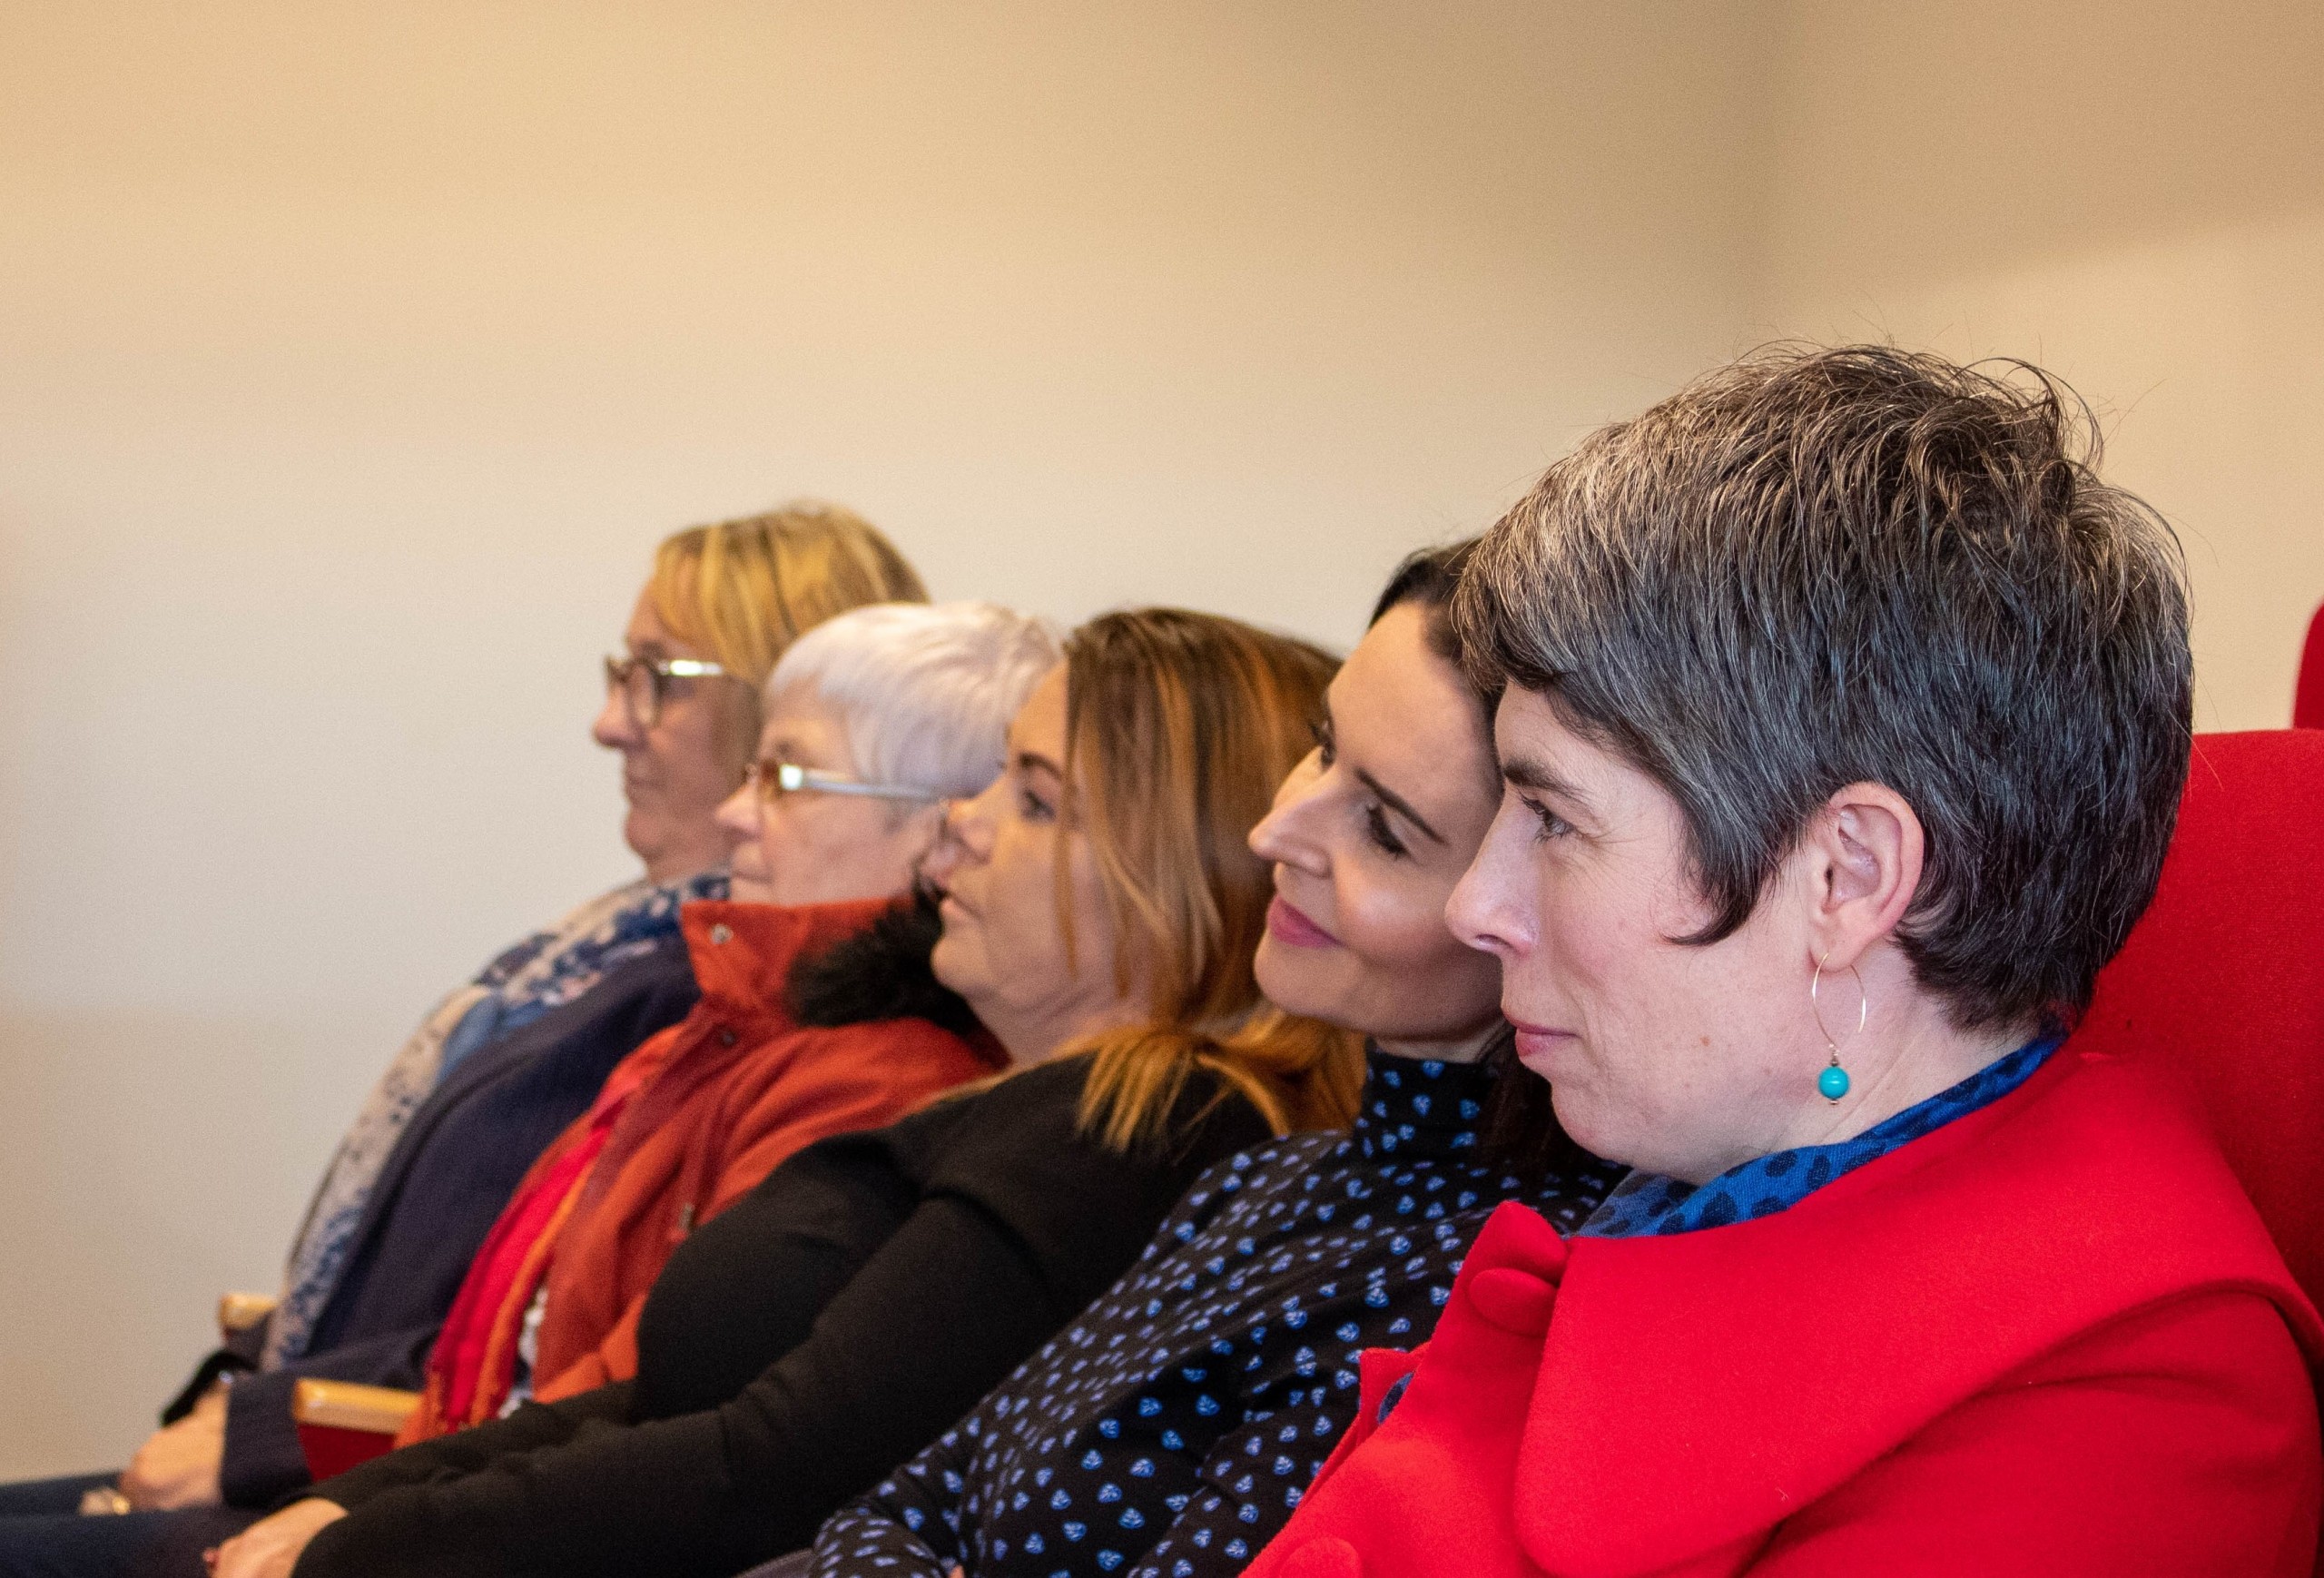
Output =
[
  {"x1": 929, "y1": 932, "x2": 978, "y2": 999},
  {"x1": 1252, "y1": 934, "x2": 1330, "y2": 1020},
  {"x1": 1547, "y1": 1086, "x2": 1630, "y2": 1169}
]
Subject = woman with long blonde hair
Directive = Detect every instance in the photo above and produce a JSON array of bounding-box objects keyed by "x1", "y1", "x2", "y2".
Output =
[{"x1": 207, "y1": 608, "x2": 1363, "y2": 1578}]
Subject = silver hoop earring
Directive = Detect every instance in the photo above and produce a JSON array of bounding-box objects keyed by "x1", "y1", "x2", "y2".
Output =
[{"x1": 1809, "y1": 950, "x2": 1866, "y2": 1101}]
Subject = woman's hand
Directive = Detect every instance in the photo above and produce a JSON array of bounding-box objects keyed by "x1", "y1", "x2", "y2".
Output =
[
  {"x1": 120, "y1": 1384, "x2": 227, "y2": 1509},
  {"x1": 205, "y1": 1498, "x2": 347, "y2": 1578}
]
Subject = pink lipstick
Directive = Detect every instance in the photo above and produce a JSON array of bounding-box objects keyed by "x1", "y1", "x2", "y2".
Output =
[{"x1": 1265, "y1": 895, "x2": 1341, "y2": 949}]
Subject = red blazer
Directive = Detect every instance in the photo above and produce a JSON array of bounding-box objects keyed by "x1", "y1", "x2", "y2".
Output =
[{"x1": 1246, "y1": 1043, "x2": 2324, "y2": 1578}]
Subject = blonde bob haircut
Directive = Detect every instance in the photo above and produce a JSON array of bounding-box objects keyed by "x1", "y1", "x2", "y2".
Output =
[
  {"x1": 648, "y1": 501, "x2": 928, "y2": 696},
  {"x1": 1058, "y1": 608, "x2": 1367, "y2": 1149}
]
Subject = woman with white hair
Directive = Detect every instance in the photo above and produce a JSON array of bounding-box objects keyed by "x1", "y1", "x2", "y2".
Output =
[{"x1": 391, "y1": 599, "x2": 1067, "y2": 1440}]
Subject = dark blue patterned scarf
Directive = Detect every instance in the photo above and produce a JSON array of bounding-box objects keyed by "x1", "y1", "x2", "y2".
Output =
[{"x1": 1578, "y1": 1035, "x2": 2061, "y2": 1238}]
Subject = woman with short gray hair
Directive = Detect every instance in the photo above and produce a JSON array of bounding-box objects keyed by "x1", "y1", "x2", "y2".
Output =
[{"x1": 1243, "y1": 346, "x2": 2321, "y2": 1577}]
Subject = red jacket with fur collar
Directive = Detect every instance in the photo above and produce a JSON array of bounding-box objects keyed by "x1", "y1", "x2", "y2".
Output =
[
  {"x1": 404, "y1": 899, "x2": 1000, "y2": 1437},
  {"x1": 1245, "y1": 1043, "x2": 2323, "y2": 1577}
]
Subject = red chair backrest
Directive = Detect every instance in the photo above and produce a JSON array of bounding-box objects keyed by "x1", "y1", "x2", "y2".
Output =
[
  {"x1": 2299, "y1": 603, "x2": 2324, "y2": 730},
  {"x1": 2075, "y1": 730, "x2": 2324, "y2": 1311}
]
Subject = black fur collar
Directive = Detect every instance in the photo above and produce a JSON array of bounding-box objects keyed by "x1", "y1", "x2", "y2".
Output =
[{"x1": 783, "y1": 886, "x2": 980, "y2": 1039}]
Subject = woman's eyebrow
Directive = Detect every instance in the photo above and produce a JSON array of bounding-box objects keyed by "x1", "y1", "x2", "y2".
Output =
[
  {"x1": 1356, "y1": 768, "x2": 1446, "y2": 845},
  {"x1": 1501, "y1": 751, "x2": 1593, "y2": 816},
  {"x1": 1013, "y1": 749, "x2": 1065, "y2": 780}
]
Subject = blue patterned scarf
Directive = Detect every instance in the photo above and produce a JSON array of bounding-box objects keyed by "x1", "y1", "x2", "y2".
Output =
[
  {"x1": 260, "y1": 869, "x2": 727, "y2": 1367},
  {"x1": 1578, "y1": 1034, "x2": 2061, "y2": 1238}
]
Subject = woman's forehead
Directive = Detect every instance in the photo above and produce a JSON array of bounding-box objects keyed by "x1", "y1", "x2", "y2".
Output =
[
  {"x1": 1007, "y1": 664, "x2": 1072, "y2": 758},
  {"x1": 625, "y1": 585, "x2": 704, "y2": 659},
  {"x1": 1336, "y1": 607, "x2": 1492, "y2": 803},
  {"x1": 756, "y1": 686, "x2": 847, "y2": 759}
]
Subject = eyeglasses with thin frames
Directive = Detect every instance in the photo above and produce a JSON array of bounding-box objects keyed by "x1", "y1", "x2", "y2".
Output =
[
  {"x1": 744, "y1": 759, "x2": 943, "y2": 805},
  {"x1": 603, "y1": 654, "x2": 728, "y2": 731}
]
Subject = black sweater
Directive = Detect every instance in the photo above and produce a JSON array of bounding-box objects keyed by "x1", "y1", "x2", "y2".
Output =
[{"x1": 293, "y1": 1053, "x2": 1272, "y2": 1578}]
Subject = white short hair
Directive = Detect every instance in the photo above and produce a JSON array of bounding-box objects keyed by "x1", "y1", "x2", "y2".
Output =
[{"x1": 766, "y1": 601, "x2": 1061, "y2": 799}]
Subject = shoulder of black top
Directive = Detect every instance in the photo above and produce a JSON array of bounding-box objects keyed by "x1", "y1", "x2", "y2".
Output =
[{"x1": 784, "y1": 887, "x2": 980, "y2": 1038}]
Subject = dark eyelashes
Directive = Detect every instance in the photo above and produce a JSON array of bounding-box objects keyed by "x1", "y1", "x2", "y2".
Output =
[
  {"x1": 1314, "y1": 715, "x2": 1405, "y2": 857},
  {"x1": 1364, "y1": 804, "x2": 1410, "y2": 860},
  {"x1": 1520, "y1": 794, "x2": 1570, "y2": 842}
]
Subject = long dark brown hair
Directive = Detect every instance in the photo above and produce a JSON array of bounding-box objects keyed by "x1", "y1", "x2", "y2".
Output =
[{"x1": 1376, "y1": 541, "x2": 1591, "y2": 1179}]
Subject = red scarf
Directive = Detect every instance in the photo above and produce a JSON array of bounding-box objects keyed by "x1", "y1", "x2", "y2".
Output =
[{"x1": 403, "y1": 1050, "x2": 661, "y2": 1438}]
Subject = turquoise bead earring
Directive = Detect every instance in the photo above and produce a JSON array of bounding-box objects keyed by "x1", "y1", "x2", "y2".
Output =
[{"x1": 1810, "y1": 950, "x2": 1866, "y2": 1102}]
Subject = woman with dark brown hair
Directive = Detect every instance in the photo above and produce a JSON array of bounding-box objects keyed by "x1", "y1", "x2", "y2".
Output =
[
  {"x1": 203, "y1": 609, "x2": 1363, "y2": 1578},
  {"x1": 803, "y1": 545, "x2": 1620, "y2": 1578},
  {"x1": 1243, "y1": 347, "x2": 2321, "y2": 1577}
]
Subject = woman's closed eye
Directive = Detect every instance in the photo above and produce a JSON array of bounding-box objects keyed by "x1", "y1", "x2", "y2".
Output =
[
  {"x1": 1018, "y1": 784, "x2": 1057, "y2": 824},
  {"x1": 1313, "y1": 715, "x2": 1415, "y2": 858},
  {"x1": 1364, "y1": 803, "x2": 1411, "y2": 859}
]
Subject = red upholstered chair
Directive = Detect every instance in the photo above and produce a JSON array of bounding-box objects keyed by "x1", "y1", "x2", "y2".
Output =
[
  {"x1": 2076, "y1": 730, "x2": 2324, "y2": 1574},
  {"x1": 2298, "y1": 603, "x2": 2324, "y2": 730},
  {"x1": 2075, "y1": 729, "x2": 2324, "y2": 1312}
]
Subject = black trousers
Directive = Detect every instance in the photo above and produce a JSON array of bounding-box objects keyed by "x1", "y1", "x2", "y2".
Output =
[{"x1": 0, "y1": 1474, "x2": 259, "y2": 1578}]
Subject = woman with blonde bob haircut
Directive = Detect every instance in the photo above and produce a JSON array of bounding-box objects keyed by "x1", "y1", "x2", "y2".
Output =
[
  {"x1": 0, "y1": 502, "x2": 926, "y2": 1575},
  {"x1": 607, "y1": 501, "x2": 929, "y2": 881},
  {"x1": 212, "y1": 609, "x2": 1361, "y2": 1578}
]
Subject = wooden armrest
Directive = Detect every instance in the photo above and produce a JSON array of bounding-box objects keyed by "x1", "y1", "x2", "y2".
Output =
[
  {"x1": 292, "y1": 1379, "x2": 422, "y2": 1480},
  {"x1": 217, "y1": 1291, "x2": 278, "y2": 1343},
  {"x1": 290, "y1": 1379, "x2": 422, "y2": 1435}
]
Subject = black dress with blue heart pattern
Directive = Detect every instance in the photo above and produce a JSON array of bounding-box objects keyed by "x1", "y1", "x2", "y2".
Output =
[{"x1": 808, "y1": 1048, "x2": 1619, "y2": 1578}]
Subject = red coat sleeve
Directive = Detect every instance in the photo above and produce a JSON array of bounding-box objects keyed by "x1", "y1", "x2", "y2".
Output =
[
  {"x1": 1243, "y1": 1203, "x2": 1567, "y2": 1578},
  {"x1": 1748, "y1": 1289, "x2": 2322, "y2": 1578}
]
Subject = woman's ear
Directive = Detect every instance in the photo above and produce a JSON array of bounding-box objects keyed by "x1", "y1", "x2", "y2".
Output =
[{"x1": 1800, "y1": 781, "x2": 1925, "y2": 972}]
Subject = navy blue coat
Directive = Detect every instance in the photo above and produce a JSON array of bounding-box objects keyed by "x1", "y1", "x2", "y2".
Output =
[{"x1": 204, "y1": 942, "x2": 701, "y2": 1507}]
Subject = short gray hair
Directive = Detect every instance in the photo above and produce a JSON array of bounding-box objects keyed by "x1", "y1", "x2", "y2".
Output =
[
  {"x1": 768, "y1": 601, "x2": 1061, "y2": 800},
  {"x1": 1455, "y1": 344, "x2": 2193, "y2": 1031}
]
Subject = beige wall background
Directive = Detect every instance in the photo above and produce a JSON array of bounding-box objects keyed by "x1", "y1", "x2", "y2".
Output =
[{"x1": 0, "y1": 0, "x2": 2315, "y2": 1477}]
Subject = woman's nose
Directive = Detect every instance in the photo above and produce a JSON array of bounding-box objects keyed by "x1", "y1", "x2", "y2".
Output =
[
  {"x1": 918, "y1": 801, "x2": 971, "y2": 883},
  {"x1": 593, "y1": 685, "x2": 641, "y2": 750},
  {"x1": 933, "y1": 788, "x2": 1000, "y2": 867},
  {"x1": 1446, "y1": 811, "x2": 1531, "y2": 958},
  {"x1": 1249, "y1": 750, "x2": 1330, "y2": 867},
  {"x1": 712, "y1": 781, "x2": 761, "y2": 846},
  {"x1": 1248, "y1": 784, "x2": 1326, "y2": 873}
]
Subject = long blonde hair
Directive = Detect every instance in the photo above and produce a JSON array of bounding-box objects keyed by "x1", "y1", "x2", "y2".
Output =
[{"x1": 1059, "y1": 609, "x2": 1366, "y2": 1149}]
